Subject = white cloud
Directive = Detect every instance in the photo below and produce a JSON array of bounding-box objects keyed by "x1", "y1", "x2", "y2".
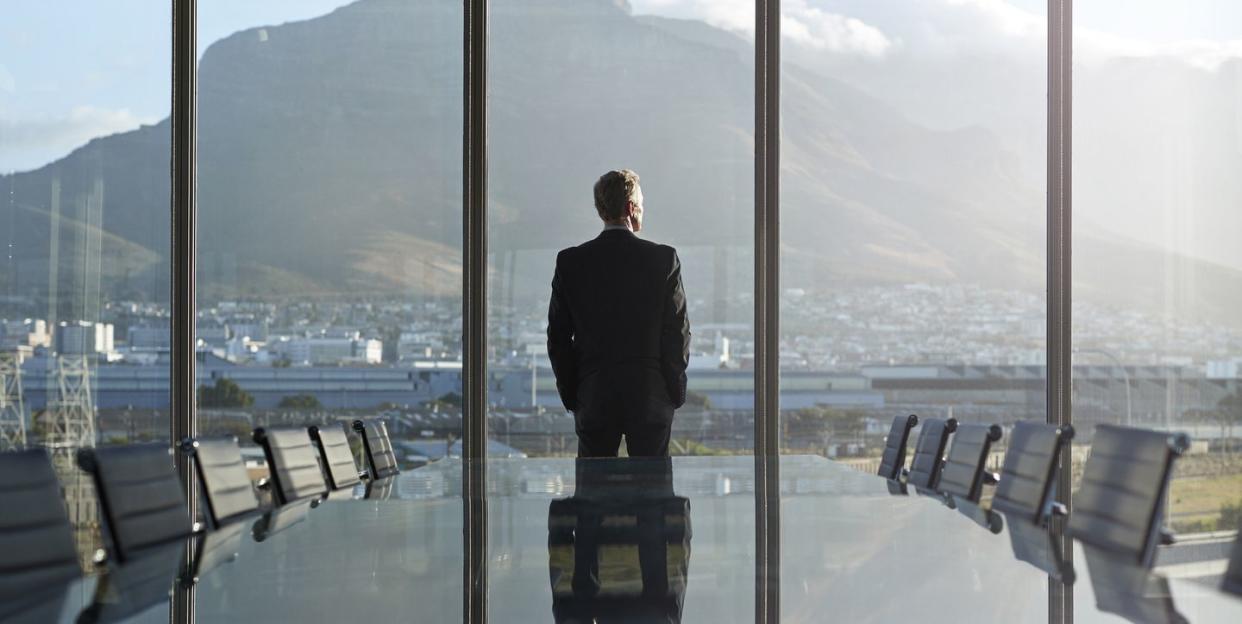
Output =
[
  {"x1": 637, "y1": 0, "x2": 1242, "y2": 70},
  {"x1": 631, "y1": 0, "x2": 895, "y2": 58},
  {"x1": 782, "y1": 2, "x2": 894, "y2": 56},
  {"x1": 0, "y1": 106, "x2": 154, "y2": 173},
  {"x1": 940, "y1": 0, "x2": 1242, "y2": 71}
]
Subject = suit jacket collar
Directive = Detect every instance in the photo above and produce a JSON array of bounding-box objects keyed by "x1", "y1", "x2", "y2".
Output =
[{"x1": 597, "y1": 228, "x2": 637, "y2": 240}]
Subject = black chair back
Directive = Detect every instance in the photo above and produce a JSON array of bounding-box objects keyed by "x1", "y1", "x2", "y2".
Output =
[
  {"x1": 939, "y1": 423, "x2": 1003, "y2": 503},
  {"x1": 181, "y1": 436, "x2": 259, "y2": 528},
  {"x1": 1067, "y1": 424, "x2": 1189, "y2": 568},
  {"x1": 309, "y1": 424, "x2": 362, "y2": 490},
  {"x1": 352, "y1": 419, "x2": 399, "y2": 479},
  {"x1": 907, "y1": 418, "x2": 957, "y2": 490},
  {"x1": 0, "y1": 448, "x2": 81, "y2": 616},
  {"x1": 877, "y1": 414, "x2": 918, "y2": 480},
  {"x1": 991, "y1": 421, "x2": 1073, "y2": 524},
  {"x1": 252, "y1": 427, "x2": 328, "y2": 505},
  {"x1": 1225, "y1": 531, "x2": 1242, "y2": 596},
  {"x1": 77, "y1": 443, "x2": 193, "y2": 563}
]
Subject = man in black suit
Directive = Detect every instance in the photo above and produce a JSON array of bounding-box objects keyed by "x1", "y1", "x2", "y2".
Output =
[{"x1": 547, "y1": 169, "x2": 691, "y2": 457}]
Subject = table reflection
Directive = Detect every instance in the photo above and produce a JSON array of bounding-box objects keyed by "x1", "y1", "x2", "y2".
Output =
[
  {"x1": 547, "y1": 458, "x2": 692, "y2": 623},
  {"x1": 1000, "y1": 513, "x2": 1075, "y2": 583},
  {"x1": 1082, "y1": 545, "x2": 1188, "y2": 624}
]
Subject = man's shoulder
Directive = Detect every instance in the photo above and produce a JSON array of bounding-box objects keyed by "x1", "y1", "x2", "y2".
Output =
[{"x1": 561, "y1": 236, "x2": 677, "y2": 260}]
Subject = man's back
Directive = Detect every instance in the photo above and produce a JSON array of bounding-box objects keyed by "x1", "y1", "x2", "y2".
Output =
[{"x1": 547, "y1": 229, "x2": 690, "y2": 457}]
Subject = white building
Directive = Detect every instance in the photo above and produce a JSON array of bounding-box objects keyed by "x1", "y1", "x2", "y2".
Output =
[
  {"x1": 55, "y1": 321, "x2": 115, "y2": 355},
  {"x1": 279, "y1": 334, "x2": 383, "y2": 365},
  {"x1": 0, "y1": 318, "x2": 51, "y2": 349}
]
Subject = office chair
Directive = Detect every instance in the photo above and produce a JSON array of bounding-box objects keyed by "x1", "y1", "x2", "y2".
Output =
[
  {"x1": 180, "y1": 436, "x2": 260, "y2": 528},
  {"x1": 309, "y1": 424, "x2": 363, "y2": 490},
  {"x1": 877, "y1": 414, "x2": 918, "y2": 481},
  {"x1": 1067, "y1": 424, "x2": 1189, "y2": 568},
  {"x1": 907, "y1": 417, "x2": 957, "y2": 491},
  {"x1": 0, "y1": 448, "x2": 83, "y2": 620},
  {"x1": 938, "y1": 423, "x2": 1003, "y2": 503},
  {"x1": 990, "y1": 421, "x2": 1074, "y2": 525},
  {"x1": 352, "y1": 419, "x2": 400, "y2": 479},
  {"x1": 252, "y1": 427, "x2": 329, "y2": 505},
  {"x1": 77, "y1": 443, "x2": 194, "y2": 564}
]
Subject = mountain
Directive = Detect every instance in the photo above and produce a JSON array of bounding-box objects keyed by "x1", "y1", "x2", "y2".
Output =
[{"x1": 2, "y1": 0, "x2": 1241, "y2": 329}]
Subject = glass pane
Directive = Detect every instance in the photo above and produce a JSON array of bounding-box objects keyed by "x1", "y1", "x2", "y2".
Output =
[
  {"x1": 487, "y1": 0, "x2": 754, "y2": 620},
  {"x1": 194, "y1": 0, "x2": 464, "y2": 617},
  {"x1": 779, "y1": 0, "x2": 1046, "y2": 619},
  {"x1": 1, "y1": 0, "x2": 171, "y2": 575},
  {"x1": 1074, "y1": 1, "x2": 1242, "y2": 538}
]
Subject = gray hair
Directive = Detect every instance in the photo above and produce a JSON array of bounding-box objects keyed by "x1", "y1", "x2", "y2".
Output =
[{"x1": 593, "y1": 169, "x2": 640, "y2": 221}]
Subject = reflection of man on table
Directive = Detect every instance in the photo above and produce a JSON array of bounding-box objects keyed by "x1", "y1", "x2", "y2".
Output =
[{"x1": 547, "y1": 457, "x2": 692, "y2": 623}]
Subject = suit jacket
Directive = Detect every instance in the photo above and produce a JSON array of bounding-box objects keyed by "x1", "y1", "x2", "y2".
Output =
[{"x1": 547, "y1": 229, "x2": 691, "y2": 418}]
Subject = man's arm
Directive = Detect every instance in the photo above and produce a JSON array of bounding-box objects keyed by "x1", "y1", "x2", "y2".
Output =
[
  {"x1": 547, "y1": 252, "x2": 578, "y2": 411},
  {"x1": 661, "y1": 248, "x2": 691, "y2": 409}
]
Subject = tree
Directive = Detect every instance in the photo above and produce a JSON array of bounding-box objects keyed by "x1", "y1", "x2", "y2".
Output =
[
  {"x1": 435, "y1": 392, "x2": 463, "y2": 407},
  {"x1": 197, "y1": 378, "x2": 254, "y2": 408},
  {"x1": 278, "y1": 394, "x2": 322, "y2": 410},
  {"x1": 683, "y1": 391, "x2": 712, "y2": 410},
  {"x1": 1214, "y1": 393, "x2": 1242, "y2": 458},
  {"x1": 1220, "y1": 499, "x2": 1242, "y2": 531}
]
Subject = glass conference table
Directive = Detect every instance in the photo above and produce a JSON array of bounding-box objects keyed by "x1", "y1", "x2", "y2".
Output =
[{"x1": 10, "y1": 456, "x2": 1241, "y2": 624}]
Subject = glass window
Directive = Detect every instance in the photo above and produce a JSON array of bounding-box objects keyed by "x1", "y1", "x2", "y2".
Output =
[
  {"x1": 487, "y1": 0, "x2": 755, "y2": 460},
  {"x1": 0, "y1": 1, "x2": 171, "y2": 570},
  {"x1": 779, "y1": 0, "x2": 1046, "y2": 617},
  {"x1": 776, "y1": 0, "x2": 1047, "y2": 465},
  {"x1": 194, "y1": 0, "x2": 464, "y2": 616},
  {"x1": 1074, "y1": 0, "x2": 1242, "y2": 537},
  {"x1": 487, "y1": 0, "x2": 755, "y2": 619}
]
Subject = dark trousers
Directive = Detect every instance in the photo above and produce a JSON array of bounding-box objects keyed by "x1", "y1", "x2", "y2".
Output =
[
  {"x1": 576, "y1": 418, "x2": 672, "y2": 457},
  {"x1": 574, "y1": 367, "x2": 674, "y2": 458}
]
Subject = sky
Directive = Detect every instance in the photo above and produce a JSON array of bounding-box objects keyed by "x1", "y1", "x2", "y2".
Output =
[{"x1": 2, "y1": 0, "x2": 1242, "y2": 173}]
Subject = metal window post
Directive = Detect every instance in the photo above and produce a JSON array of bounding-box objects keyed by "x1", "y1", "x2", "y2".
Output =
[
  {"x1": 171, "y1": 0, "x2": 198, "y2": 623},
  {"x1": 754, "y1": 1, "x2": 781, "y2": 623},
  {"x1": 1047, "y1": 1, "x2": 1073, "y2": 623},
  {"x1": 463, "y1": 0, "x2": 489, "y2": 622}
]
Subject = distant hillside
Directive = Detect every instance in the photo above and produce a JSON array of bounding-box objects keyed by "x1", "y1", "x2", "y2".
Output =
[{"x1": 2, "y1": 0, "x2": 1241, "y2": 329}]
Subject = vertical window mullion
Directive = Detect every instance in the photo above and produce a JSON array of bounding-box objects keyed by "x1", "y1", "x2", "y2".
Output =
[
  {"x1": 754, "y1": 1, "x2": 781, "y2": 623},
  {"x1": 1046, "y1": 1, "x2": 1073, "y2": 623},
  {"x1": 171, "y1": 0, "x2": 198, "y2": 622},
  {"x1": 463, "y1": 0, "x2": 489, "y2": 622}
]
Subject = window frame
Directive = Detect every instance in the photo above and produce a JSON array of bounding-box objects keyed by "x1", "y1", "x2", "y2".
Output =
[{"x1": 165, "y1": 1, "x2": 1075, "y2": 623}]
